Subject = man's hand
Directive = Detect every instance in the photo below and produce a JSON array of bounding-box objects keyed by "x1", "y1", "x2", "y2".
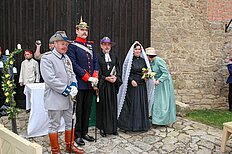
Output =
[
  {"x1": 69, "y1": 86, "x2": 78, "y2": 97},
  {"x1": 88, "y1": 77, "x2": 98, "y2": 83},
  {"x1": 88, "y1": 77, "x2": 98, "y2": 86},
  {"x1": 35, "y1": 43, "x2": 41, "y2": 48},
  {"x1": 19, "y1": 82, "x2": 23, "y2": 86}
]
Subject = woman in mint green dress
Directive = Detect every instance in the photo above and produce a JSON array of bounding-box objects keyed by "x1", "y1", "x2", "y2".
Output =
[{"x1": 146, "y1": 47, "x2": 176, "y2": 125}]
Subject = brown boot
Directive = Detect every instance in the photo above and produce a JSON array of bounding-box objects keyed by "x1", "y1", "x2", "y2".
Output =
[
  {"x1": 65, "y1": 129, "x2": 84, "y2": 154},
  {"x1": 48, "y1": 133, "x2": 61, "y2": 154}
]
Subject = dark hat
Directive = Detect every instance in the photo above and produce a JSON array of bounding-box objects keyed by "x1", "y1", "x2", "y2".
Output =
[
  {"x1": 52, "y1": 31, "x2": 71, "y2": 43},
  {"x1": 76, "y1": 16, "x2": 89, "y2": 29},
  {"x1": 100, "y1": 37, "x2": 115, "y2": 45}
]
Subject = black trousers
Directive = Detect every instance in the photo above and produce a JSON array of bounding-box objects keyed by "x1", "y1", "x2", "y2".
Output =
[
  {"x1": 75, "y1": 90, "x2": 94, "y2": 138},
  {"x1": 229, "y1": 84, "x2": 232, "y2": 111}
]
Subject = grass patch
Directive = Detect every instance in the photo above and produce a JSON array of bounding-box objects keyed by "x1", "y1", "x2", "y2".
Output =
[{"x1": 186, "y1": 109, "x2": 232, "y2": 129}]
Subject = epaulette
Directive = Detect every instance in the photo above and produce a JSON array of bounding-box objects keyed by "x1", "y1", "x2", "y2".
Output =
[{"x1": 87, "y1": 41, "x2": 94, "y2": 44}]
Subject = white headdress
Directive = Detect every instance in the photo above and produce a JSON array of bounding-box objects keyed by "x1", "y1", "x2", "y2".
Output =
[{"x1": 117, "y1": 41, "x2": 155, "y2": 118}]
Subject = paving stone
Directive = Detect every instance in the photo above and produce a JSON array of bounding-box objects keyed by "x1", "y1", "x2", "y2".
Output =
[
  {"x1": 191, "y1": 136, "x2": 201, "y2": 144},
  {"x1": 162, "y1": 136, "x2": 178, "y2": 144},
  {"x1": 182, "y1": 121, "x2": 195, "y2": 127},
  {"x1": 183, "y1": 125, "x2": 194, "y2": 131},
  {"x1": 173, "y1": 122, "x2": 185, "y2": 130},
  {"x1": 132, "y1": 140, "x2": 153, "y2": 151},
  {"x1": 124, "y1": 146, "x2": 142, "y2": 153},
  {"x1": 149, "y1": 149, "x2": 168, "y2": 154},
  {"x1": 196, "y1": 146, "x2": 212, "y2": 154},
  {"x1": 143, "y1": 135, "x2": 162, "y2": 144},
  {"x1": 111, "y1": 146, "x2": 131, "y2": 154},
  {"x1": 185, "y1": 129, "x2": 207, "y2": 136},
  {"x1": 155, "y1": 130, "x2": 167, "y2": 138},
  {"x1": 141, "y1": 152, "x2": 149, "y2": 154},
  {"x1": 177, "y1": 133, "x2": 191, "y2": 144},
  {"x1": 152, "y1": 141, "x2": 164, "y2": 149},
  {"x1": 128, "y1": 135, "x2": 143, "y2": 142},
  {"x1": 167, "y1": 130, "x2": 179, "y2": 137},
  {"x1": 192, "y1": 123, "x2": 209, "y2": 131},
  {"x1": 1, "y1": 114, "x2": 232, "y2": 153},
  {"x1": 208, "y1": 127, "x2": 222, "y2": 137},
  {"x1": 200, "y1": 134, "x2": 220, "y2": 142},
  {"x1": 198, "y1": 140, "x2": 215, "y2": 150},
  {"x1": 166, "y1": 127, "x2": 175, "y2": 132},
  {"x1": 189, "y1": 143, "x2": 199, "y2": 151},
  {"x1": 174, "y1": 146, "x2": 188, "y2": 153},
  {"x1": 162, "y1": 143, "x2": 178, "y2": 153},
  {"x1": 159, "y1": 127, "x2": 167, "y2": 132}
]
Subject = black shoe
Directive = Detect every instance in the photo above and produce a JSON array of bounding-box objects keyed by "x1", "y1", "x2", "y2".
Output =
[
  {"x1": 75, "y1": 137, "x2": 85, "y2": 146},
  {"x1": 26, "y1": 109, "x2": 31, "y2": 113},
  {"x1": 113, "y1": 132, "x2": 118, "y2": 135},
  {"x1": 100, "y1": 130, "x2": 106, "y2": 137},
  {"x1": 82, "y1": 134, "x2": 95, "y2": 142}
]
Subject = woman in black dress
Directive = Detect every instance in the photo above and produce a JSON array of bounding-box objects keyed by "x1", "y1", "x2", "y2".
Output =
[
  {"x1": 96, "y1": 37, "x2": 122, "y2": 137},
  {"x1": 118, "y1": 42, "x2": 150, "y2": 131}
]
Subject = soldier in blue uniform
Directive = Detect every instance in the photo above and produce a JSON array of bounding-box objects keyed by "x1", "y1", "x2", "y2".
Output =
[
  {"x1": 67, "y1": 17, "x2": 99, "y2": 146},
  {"x1": 40, "y1": 31, "x2": 84, "y2": 154},
  {"x1": 227, "y1": 58, "x2": 232, "y2": 112}
]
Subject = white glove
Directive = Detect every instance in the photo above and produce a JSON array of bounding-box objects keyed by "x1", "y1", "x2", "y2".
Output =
[
  {"x1": 88, "y1": 77, "x2": 99, "y2": 86},
  {"x1": 69, "y1": 86, "x2": 78, "y2": 97},
  {"x1": 88, "y1": 77, "x2": 98, "y2": 83}
]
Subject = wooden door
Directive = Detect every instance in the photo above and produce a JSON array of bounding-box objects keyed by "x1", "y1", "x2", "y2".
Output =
[{"x1": 0, "y1": 0, "x2": 151, "y2": 106}]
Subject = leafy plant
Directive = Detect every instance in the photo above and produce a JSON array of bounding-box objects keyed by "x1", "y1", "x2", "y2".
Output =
[{"x1": 1, "y1": 45, "x2": 23, "y2": 133}]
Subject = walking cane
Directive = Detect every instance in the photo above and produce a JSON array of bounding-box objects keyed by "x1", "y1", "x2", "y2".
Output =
[
  {"x1": 70, "y1": 96, "x2": 77, "y2": 154},
  {"x1": 93, "y1": 87, "x2": 99, "y2": 142}
]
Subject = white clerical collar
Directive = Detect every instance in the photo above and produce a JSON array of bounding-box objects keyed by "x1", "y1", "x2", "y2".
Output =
[{"x1": 104, "y1": 52, "x2": 111, "y2": 63}]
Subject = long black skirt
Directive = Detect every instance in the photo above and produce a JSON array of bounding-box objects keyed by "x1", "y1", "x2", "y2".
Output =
[
  {"x1": 118, "y1": 83, "x2": 150, "y2": 131},
  {"x1": 96, "y1": 82, "x2": 117, "y2": 134}
]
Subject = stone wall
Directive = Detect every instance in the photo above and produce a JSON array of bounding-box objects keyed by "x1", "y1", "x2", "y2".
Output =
[{"x1": 151, "y1": 0, "x2": 232, "y2": 109}]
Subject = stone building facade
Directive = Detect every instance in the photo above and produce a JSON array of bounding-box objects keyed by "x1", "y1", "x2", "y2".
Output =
[{"x1": 151, "y1": 0, "x2": 232, "y2": 109}]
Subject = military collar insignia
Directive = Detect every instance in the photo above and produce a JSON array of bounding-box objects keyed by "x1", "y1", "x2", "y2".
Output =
[
  {"x1": 66, "y1": 59, "x2": 71, "y2": 66},
  {"x1": 51, "y1": 49, "x2": 64, "y2": 59}
]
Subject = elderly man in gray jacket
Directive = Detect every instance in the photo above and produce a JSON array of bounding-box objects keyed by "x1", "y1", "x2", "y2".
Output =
[{"x1": 40, "y1": 31, "x2": 84, "y2": 154}]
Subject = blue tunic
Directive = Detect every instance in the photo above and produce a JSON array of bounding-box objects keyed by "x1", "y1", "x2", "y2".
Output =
[
  {"x1": 151, "y1": 57, "x2": 176, "y2": 125},
  {"x1": 67, "y1": 41, "x2": 99, "y2": 90},
  {"x1": 226, "y1": 64, "x2": 232, "y2": 83}
]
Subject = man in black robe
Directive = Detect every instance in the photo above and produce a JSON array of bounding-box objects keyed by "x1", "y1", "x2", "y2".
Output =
[{"x1": 96, "y1": 37, "x2": 122, "y2": 137}]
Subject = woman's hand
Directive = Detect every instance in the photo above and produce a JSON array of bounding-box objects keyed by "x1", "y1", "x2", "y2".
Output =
[
  {"x1": 131, "y1": 80, "x2": 138, "y2": 87},
  {"x1": 154, "y1": 79, "x2": 160, "y2": 85},
  {"x1": 111, "y1": 75, "x2": 117, "y2": 83},
  {"x1": 144, "y1": 78, "x2": 148, "y2": 82}
]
